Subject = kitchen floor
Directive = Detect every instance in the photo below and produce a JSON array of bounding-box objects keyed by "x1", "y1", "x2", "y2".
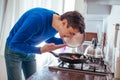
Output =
[{"x1": 0, "y1": 53, "x2": 58, "y2": 80}]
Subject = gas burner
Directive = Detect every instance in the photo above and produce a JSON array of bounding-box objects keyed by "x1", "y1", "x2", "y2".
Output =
[
  {"x1": 49, "y1": 51, "x2": 113, "y2": 75},
  {"x1": 58, "y1": 61, "x2": 84, "y2": 70},
  {"x1": 86, "y1": 57, "x2": 107, "y2": 72},
  {"x1": 57, "y1": 58, "x2": 111, "y2": 75},
  {"x1": 58, "y1": 61, "x2": 75, "y2": 69}
]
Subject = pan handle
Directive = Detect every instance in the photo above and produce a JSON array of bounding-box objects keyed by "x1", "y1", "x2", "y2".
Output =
[{"x1": 49, "y1": 51, "x2": 59, "y2": 57}]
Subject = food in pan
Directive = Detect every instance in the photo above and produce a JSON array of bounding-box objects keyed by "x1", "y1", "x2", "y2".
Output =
[
  {"x1": 60, "y1": 56, "x2": 74, "y2": 60},
  {"x1": 71, "y1": 55, "x2": 84, "y2": 59},
  {"x1": 61, "y1": 54, "x2": 85, "y2": 60},
  {"x1": 71, "y1": 55, "x2": 79, "y2": 59}
]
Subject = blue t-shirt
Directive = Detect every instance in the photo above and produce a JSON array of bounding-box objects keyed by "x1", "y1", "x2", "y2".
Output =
[{"x1": 7, "y1": 8, "x2": 63, "y2": 54}]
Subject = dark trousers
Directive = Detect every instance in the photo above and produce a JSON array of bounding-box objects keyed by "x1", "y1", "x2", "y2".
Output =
[{"x1": 4, "y1": 43, "x2": 36, "y2": 80}]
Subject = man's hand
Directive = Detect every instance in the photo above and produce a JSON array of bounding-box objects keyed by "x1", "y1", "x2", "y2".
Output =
[{"x1": 40, "y1": 43, "x2": 67, "y2": 53}]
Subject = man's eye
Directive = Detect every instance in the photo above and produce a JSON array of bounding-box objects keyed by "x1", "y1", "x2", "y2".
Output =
[{"x1": 70, "y1": 32, "x2": 75, "y2": 35}]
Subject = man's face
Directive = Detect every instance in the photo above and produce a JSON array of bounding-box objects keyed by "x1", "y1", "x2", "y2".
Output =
[
  {"x1": 59, "y1": 25, "x2": 79, "y2": 39},
  {"x1": 58, "y1": 19, "x2": 79, "y2": 39},
  {"x1": 58, "y1": 23, "x2": 84, "y2": 47},
  {"x1": 58, "y1": 19, "x2": 84, "y2": 47}
]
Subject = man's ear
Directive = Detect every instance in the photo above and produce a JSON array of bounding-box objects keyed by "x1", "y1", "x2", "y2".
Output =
[{"x1": 62, "y1": 19, "x2": 68, "y2": 26}]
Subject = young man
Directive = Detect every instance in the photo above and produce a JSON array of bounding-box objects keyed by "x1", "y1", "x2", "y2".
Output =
[{"x1": 4, "y1": 7, "x2": 85, "y2": 80}]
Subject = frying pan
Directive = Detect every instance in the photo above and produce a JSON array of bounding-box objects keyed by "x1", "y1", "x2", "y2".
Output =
[{"x1": 50, "y1": 51, "x2": 87, "y2": 64}]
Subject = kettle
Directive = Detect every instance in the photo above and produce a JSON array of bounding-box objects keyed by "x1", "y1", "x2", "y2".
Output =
[{"x1": 84, "y1": 38, "x2": 103, "y2": 58}]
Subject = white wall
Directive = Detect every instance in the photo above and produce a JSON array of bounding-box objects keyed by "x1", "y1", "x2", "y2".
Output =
[
  {"x1": 85, "y1": 20, "x2": 103, "y2": 32},
  {"x1": 105, "y1": 5, "x2": 120, "y2": 72}
]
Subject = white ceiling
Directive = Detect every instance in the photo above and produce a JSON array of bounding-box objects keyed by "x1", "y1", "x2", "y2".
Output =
[
  {"x1": 85, "y1": 0, "x2": 120, "y2": 20},
  {"x1": 86, "y1": 0, "x2": 120, "y2": 5},
  {"x1": 81, "y1": 0, "x2": 120, "y2": 32}
]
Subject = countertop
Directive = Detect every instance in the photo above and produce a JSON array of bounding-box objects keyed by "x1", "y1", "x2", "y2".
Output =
[{"x1": 27, "y1": 66, "x2": 116, "y2": 80}]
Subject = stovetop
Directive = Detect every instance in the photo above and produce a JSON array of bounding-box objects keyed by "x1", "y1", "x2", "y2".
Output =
[
  {"x1": 49, "y1": 66, "x2": 109, "y2": 76},
  {"x1": 49, "y1": 59, "x2": 113, "y2": 76}
]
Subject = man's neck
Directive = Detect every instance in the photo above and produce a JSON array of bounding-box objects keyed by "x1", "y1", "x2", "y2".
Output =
[{"x1": 52, "y1": 14, "x2": 61, "y2": 31}]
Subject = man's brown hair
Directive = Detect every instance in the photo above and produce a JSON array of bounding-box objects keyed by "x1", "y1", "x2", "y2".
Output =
[{"x1": 60, "y1": 11, "x2": 85, "y2": 34}]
